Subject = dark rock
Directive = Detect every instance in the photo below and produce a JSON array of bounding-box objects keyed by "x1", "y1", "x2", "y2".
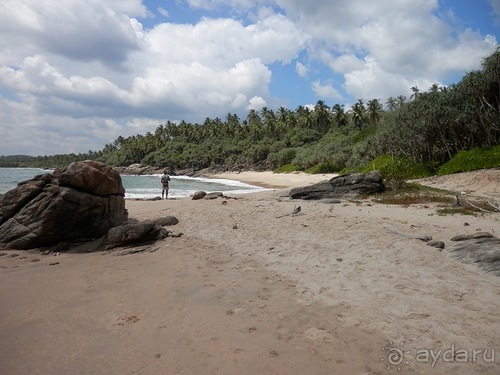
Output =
[
  {"x1": 204, "y1": 192, "x2": 224, "y2": 200},
  {"x1": 59, "y1": 160, "x2": 125, "y2": 196},
  {"x1": 0, "y1": 173, "x2": 53, "y2": 226},
  {"x1": 427, "y1": 240, "x2": 445, "y2": 249},
  {"x1": 105, "y1": 221, "x2": 168, "y2": 249},
  {"x1": 450, "y1": 232, "x2": 495, "y2": 241},
  {"x1": 289, "y1": 171, "x2": 385, "y2": 200},
  {"x1": 118, "y1": 164, "x2": 177, "y2": 176},
  {"x1": 448, "y1": 232, "x2": 500, "y2": 276},
  {"x1": 192, "y1": 191, "x2": 207, "y2": 200},
  {"x1": 153, "y1": 216, "x2": 179, "y2": 226},
  {"x1": 0, "y1": 161, "x2": 127, "y2": 250}
]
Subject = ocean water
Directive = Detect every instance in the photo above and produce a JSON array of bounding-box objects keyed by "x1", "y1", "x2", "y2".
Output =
[{"x1": 0, "y1": 168, "x2": 267, "y2": 199}]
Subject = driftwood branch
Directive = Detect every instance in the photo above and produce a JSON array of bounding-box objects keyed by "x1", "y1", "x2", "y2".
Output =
[
  {"x1": 384, "y1": 227, "x2": 432, "y2": 241},
  {"x1": 276, "y1": 206, "x2": 302, "y2": 218},
  {"x1": 462, "y1": 197, "x2": 498, "y2": 213},
  {"x1": 487, "y1": 200, "x2": 500, "y2": 212}
]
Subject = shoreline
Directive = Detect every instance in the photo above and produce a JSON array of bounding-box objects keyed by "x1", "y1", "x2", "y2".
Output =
[{"x1": 203, "y1": 170, "x2": 339, "y2": 189}]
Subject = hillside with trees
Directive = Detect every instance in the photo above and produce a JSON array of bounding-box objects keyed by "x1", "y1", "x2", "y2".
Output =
[{"x1": 1, "y1": 47, "x2": 499, "y2": 177}]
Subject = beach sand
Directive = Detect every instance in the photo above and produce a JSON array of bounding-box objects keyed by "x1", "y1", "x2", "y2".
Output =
[{"x1": 0, "y1": 170, "x2": 499, "y2": 374}]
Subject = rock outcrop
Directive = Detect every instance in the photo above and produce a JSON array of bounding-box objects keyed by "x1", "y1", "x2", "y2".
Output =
[
  {"x1": 105, "y1": 221, "x2": 168, "y2": 249},
  {"x1": 0, "y1": 161, "x2": 128, "y2": 249},
  {"x1": 448, "y1": 232, "x2": 500, "y2": 276},
  {"x1": 192, "y1": 191, "x2": 207, "y2": 200},
  {"x1": 289, "y1": 171, "x2": 385, "y2": 200},
  {"x1": 192, "y1": 191, "x2": 225, "y2": 200}
]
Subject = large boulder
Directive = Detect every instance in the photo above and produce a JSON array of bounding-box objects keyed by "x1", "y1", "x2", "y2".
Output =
[
  {"x1": 0, "y1": 161, "x2": 128, "y2": 249},
  {"x1": 289, "y1": 171, "x2": 385, "y2": 200}
]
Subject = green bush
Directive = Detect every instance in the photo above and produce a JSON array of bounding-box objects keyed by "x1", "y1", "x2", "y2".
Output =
[
  {"x1": 362, "y1": 155, "x2": 431, "y2": 178},
  {"x1": 274, "y1": 164, "x2": 302, "y2": 173},
  {"x1": 339, "y1": 155, "x2": 433, "y2": 189},
  {"x1": 305, "y1": 163, "x2": 337, "y2": 174},
  {"x1": 438, "y1": 145, "x2": 500, "y2": 175},
  {"x1": 268, "y1": 147, "x2": 298, "y2": 168}
]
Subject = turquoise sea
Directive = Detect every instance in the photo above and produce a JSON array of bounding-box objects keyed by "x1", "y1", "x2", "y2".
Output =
[{"x1": 0, "y1": 168, "x2": 267, "y2": 199}]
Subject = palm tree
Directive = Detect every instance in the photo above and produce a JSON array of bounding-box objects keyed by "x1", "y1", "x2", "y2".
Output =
[
  {"x1": 367, "y1": 99, "x2": 383, "y2": 125},
  {"x1": 314, "y1": 100, "x2": 331, "y2": 133},
  {"x1": 481, "y1": 45, "x2": 500, "y2": 110},
  {"x1": 247, "y1": 109, "x2": 263, "y2": 141},
  {"x1": 277, "y1": 106, "x2": 293, "y2": 135},
  {"x1": 396, "y1": 95, "x2": 407, "y2": 108},
  {"x1": 350, "y1": 99, "x2": 366, "y2": 128},
  {"x1": 261, "y1": 107, "x2": 278, "y2": 138},
  {"x1": 385, "y1": 97, "x2": 397, "y2": 111},
  {"x1": 332, "y1": 103, "x2": 348, "y2": 127},
  {"x1": 410, "y1": 86, "x2": 420, "y2": 101},
  {"x1": 296, "y1": 106, "x2": 314, "y2": 130},
  {"x1": 429, "y1": 83, "x2": 440, "y2": 93}
]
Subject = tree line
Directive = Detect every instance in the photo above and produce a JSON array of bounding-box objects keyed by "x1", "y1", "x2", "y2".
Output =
[{"x1": 2, "y1": 47, "x2": 499, "y2": 173}]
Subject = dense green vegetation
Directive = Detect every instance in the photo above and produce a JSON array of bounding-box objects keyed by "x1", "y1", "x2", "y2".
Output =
[
  {"x1": 437, "y1": 145, "x2": 500, "y2": 175},
  {"x1": 2, "y1": 47, "x2": 499, "y2": 176}
]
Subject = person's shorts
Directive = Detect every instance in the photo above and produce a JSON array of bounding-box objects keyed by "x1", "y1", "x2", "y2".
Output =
[{"x1": 162, "y1": 183, "x2": 169, "y2": 189}]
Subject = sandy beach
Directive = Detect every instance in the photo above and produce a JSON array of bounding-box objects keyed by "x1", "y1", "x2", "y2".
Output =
[{"x1": 0, "y1": 170, "x2": 499, "y2": 374}]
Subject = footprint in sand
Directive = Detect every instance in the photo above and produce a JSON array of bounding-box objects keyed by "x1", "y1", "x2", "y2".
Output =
[
  {"x1": 257, "y1": 287, "x2": 271, "y2": 301},
  {"x1": 296, "y1": 287, "x2": 315, "y2": 306},
  {"x1": 238, "y1": 326, "x2": 257, "y2": 333},
  {"x1": 116, "y1": 315, "x2": 139, "y2": 326},
  {"x1": 226, "y1": 306, "x2": 247, "y2": 316},
  {"x1": 304, "y1": 327, "x2": 333, "y2": 343},
  {"x1": 407, "y1": 312, "x2": 431, "y2": 319},
  {"x1": 273, "y1": 326, "x2": 294, "y2": 342}
]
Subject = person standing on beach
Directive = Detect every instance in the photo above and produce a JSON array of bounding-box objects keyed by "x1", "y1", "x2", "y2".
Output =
[{"x1": 161, "y1": 172, "x2": 171, "y2": 199}]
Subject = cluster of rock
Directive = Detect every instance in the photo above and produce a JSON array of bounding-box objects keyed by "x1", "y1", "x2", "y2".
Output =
[
  {"x1": 192, "y1": 191, "x2": 225, "y2": 200},
  {"x1": 115, "y1": 161, "x2": 272, "y2": 177},
  {"x1": 289, "y1": 171, "x2": 385, "y2": 200},
  {"x1": 0, "y1": 161, "x2": 177, "y2": 251},
  {"x1": 115, "y1": 164, "x2": 173, "y2": 176}
]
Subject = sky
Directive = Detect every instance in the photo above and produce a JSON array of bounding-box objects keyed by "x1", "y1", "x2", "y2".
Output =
[{"x1": 0, "y1": 0, "x2": 499, "y2": 156}]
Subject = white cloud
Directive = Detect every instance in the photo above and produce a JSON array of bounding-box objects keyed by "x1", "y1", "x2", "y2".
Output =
[
  {"x1": 184, "y1": 0, "x2": 262, "y2": 11},
  {"x1": 312, "y1": 80, "x2": 343, "y2": 101},
  {"x1": 0, "y1": 0, "x2": 146, "y2": 67},
  {"x1": 144, "y1": 14, "x2": 308, "y2": 68},
  {"x1": 247, "y1": 96, "x2": 267, "y2": 111},
  {"x1": 323, "y1": 53, "x2": 364, "y2": 74},
  {"x1": 295, "y1": 61, "x2": 308, "y2": 77},
  {"x1": 158, "y1": 7, "x2": 169, "y2": 17},
  {"x1": 275, "y1": 0, "x2": 497, "y2": 101},
  {"x1": 0, "y1": 96, "x2": 121, "y2": 156},
  {"x1": 0, "y1": 2, "x2": 309, "y2": 154},
  {"x1": 489, "y1": 0, "x2": 500, "y2": 23},
  {"x1": 343, "y1": 56, "x2": 436, "y2": 101}
]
